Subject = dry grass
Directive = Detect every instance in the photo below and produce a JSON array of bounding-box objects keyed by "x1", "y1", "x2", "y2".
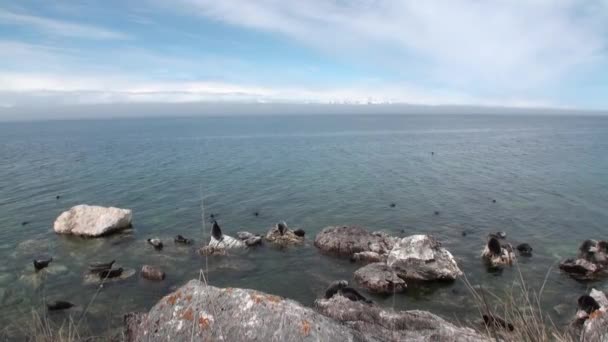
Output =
[{"x1": 464, "y1": 263, "x2": 576, "y2": 342}]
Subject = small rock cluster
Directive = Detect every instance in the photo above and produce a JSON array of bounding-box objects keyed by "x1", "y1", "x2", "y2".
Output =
[
  {"x1": 315, "y1": 226, "x2": 463, "y2": 294},
  {"x1": 560, "y1": 239, "x2": 608, "y2": 280}
]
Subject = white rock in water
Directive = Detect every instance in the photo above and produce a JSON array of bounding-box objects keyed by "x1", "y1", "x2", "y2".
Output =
[
  {"x1": 54, "y1": 205, "x2": 132, "y2": 237},
  {"x1": 209, "y1": 235, "x2": 245, "y2": 249},
  {"x1": 387, "y1": 234, "x2": 463, "y2": 281}
]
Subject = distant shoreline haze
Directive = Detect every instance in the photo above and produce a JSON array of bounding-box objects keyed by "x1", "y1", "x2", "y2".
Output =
[{"x1": 1, "y1": 102, "x2": 606, "y2": 122}]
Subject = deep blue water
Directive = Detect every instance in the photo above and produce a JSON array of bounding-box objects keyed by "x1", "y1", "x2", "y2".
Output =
[{"x1": 1, "y1": 114, "x2": 607, "y2": 334}]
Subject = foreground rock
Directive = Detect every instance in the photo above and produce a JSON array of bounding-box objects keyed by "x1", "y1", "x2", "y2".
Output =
[
  {"x1": 574, "y1": 288, "x2": 608, "y2": 341},
  {"x1": 387, "y1": 234, "x2": 463, "y2": 281},
  {"x1": 54, "y1": 205, "x2": 132, "y2": 237},
  {"x1": 125, "y1": 280, "x2": 486, "y2": 342},
  {"x1": 315, "y1": 294, "x2": 487, "y2": 341},
  {"x1": 560, "y1": 239, "x2": 608, "y2": 280},
  {"x1": 314, "y1": 226, "x2": 397, "y2": 258},
  {"x1": 124, "y1": 280, "x2": 366, "y2": 341},
  {"x1": 353, "y1": 262, "x2": 407, "y2": 294}
]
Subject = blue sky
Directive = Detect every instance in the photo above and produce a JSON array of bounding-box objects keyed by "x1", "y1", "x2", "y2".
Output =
[{"x1": 1, "y1": 0, "x2": 607, "y2": 112}]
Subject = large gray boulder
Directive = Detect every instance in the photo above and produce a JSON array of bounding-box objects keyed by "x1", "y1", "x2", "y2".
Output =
[
  {"x1": 54, "y1": 205, "x2": 132, "y2": 237},
  {"x1": 124, "y1": 280, "x2": 486, "y2": 342},
  {"x1": 124, "y1": 280, "x2": 367, "y2": 341},
  {"x1": 387, "y1": 235, "x2": 463, "y2": 281},
  {"x1": 315, "y1": 295, "x2": 487, "y2": 342},
  {"x1": 353, "y1": 262, "x2": 407, "y2": 294},
  {"x1": 314, "y1": 226, "x2": 397, "y2": 257}
]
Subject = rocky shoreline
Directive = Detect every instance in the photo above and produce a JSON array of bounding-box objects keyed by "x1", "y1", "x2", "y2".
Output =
[{"x1": 8, "y1": 204, "x2": 608, "y2": 340}]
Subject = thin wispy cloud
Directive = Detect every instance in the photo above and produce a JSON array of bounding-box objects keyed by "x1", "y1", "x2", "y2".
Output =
[
  {"x1": 174, "y1": 0, "x2": 607, "y2": 92},
  {"x1": 0, "y1": 8, "x2": 129, "y2": 40}
]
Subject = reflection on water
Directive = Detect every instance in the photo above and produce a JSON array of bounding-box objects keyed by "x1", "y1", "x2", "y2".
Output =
[{"x1": 1, "y1": 114, "x2": 607, "y2": 336}]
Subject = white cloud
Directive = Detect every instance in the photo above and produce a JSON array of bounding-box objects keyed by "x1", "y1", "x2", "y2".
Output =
[
  {"x1": 0, "y1": 9, "x2": 129, "y2": 40},
  {"x1": 0, "y1": 71, "x2": 552, "y2": 109},
  {"x1": 172, "y1": 0, "x2": 607, "y2": 92}
]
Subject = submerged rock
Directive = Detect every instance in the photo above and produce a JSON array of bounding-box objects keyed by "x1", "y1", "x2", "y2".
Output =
[
  {"x1": 84, "y1": 268, "x2": 135, "y2": 285},
  {"x1": 314, "y1": 226, "x2": 397, "y2": 257},
  {"x1": 54, "y1": 205, "x2": 132, "y2": 237},
  {"x1": 387, "y1": 234, "x2": 463, "y2": 281},
  {"x1": 141, "y1": 265, "x2": 165, "y2": 281},
  {"x1": 265, "y1": 222, "x2": 304, "y2": 246},
  {"x1": 353, "y1": 262, "x2": 407, "y2": 294},
  {"x1": 198, "y1": 245, "x2": 228, "y2": 256},
  {"x1": 124, "y1": 280, "x2": 367, "y2": 341},
  {"x1": 315, "y1": 293, "x2": 487, "y2": 341}
]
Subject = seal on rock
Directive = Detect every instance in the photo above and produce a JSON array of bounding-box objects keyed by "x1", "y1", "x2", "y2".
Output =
[
  {"x1": 33, "y1": 257, "x2": 53, "y2": 271},
  {"x1": 147, "y1": 238, "x2": 163, "y2": 250},
  {"x1": 47, "y1": 300, "x2": 74, "y2": 311},
  {"x1": 516, "y1": 243, "x2": 533, "y2": 257},
  {"x1": 174, "y1": 235, "x2": 193, "y2": 245},
  {"x1": 481, "y1": 236, "x2": 515, "y2": 268},
  {"x1": 88, "y1": 260, "x2": 115, "y2": 274},
  {"x1": 324, "y1": 280, "x2": 372, "y2": 304},
  {"x1": 208, "y1": 221, "x2": 245, "y2": 249},
  {"x1": 265, "y1": 222, "x2": 305, "y2": 246}
]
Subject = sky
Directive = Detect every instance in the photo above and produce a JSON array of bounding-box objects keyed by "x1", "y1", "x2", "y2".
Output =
[{"x1": 1, "y1": 0, "x2": 608, "y2": 118}]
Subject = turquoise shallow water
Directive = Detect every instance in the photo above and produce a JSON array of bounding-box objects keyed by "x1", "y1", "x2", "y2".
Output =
[{"x1": 0, "y1": 114, "x2": 607, "y2": 335}]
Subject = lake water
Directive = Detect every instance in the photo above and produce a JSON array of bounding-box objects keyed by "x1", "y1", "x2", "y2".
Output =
[{"x1": 1, "y1": 114, "x2": 607, "y2": 337}]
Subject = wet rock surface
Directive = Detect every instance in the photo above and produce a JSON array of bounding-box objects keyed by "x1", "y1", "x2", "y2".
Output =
[
  {"x1": 387, "y1": 234, "x2": 463, "y2": 281},
  {"x1": 353, "y1": 262, "x2": 406, "y2": 294},
  {"x1": 315, "y1": 294, "x2": 488, "y2": 342},
  {"x1": 54, "y1": 205, "x2": 132, "y2": 237},
  {"x1": 314, "y1": 226, "x2": 397, "y2": 257}
]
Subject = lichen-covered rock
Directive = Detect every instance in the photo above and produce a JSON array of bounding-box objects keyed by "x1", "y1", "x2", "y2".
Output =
[
  {"x1": 581, "y1": 309, "x2": 608, "y2": 341},
  {"x1": 314, "y1": 226, "x2": 397, "y2": 257},
  {"x1": 315, "y1": 295, "x2": 488, "y2": 342},
  {"x1": 353, "y1": 262, "x2": 407, "y2": 294},
  {"x1": 387, "y1": 235, "x2": 463, "y2": 281},
  {"x1": 54, "y1": 205, "x2": 132, "y2": 237},
  {"x1": 124, "y1": 280, "x2": 367, "y2": 341}
]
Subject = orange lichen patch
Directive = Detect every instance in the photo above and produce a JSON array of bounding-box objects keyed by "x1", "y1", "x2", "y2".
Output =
[
  {"x1": 198, "y1": 316, "x2": 211, "y2": 330},
  {"x1": 165, "y1": 294, "x2": 178, "y2": 306},
  {"x1": 589, "y1": 310, "x2": 604, "y2": 320},
  {"x1": 181, "y1": 308, "x2": 194, "y2": 321},
  {"x1": 250, "y1": 294, "x2": 264, "y2": 304},
  {"x1": 266, "y1": 295, "x2": 282, "y2": 304},
  {"x1": 300, "y1": 320, "x2": 311, "y2": 336}
]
